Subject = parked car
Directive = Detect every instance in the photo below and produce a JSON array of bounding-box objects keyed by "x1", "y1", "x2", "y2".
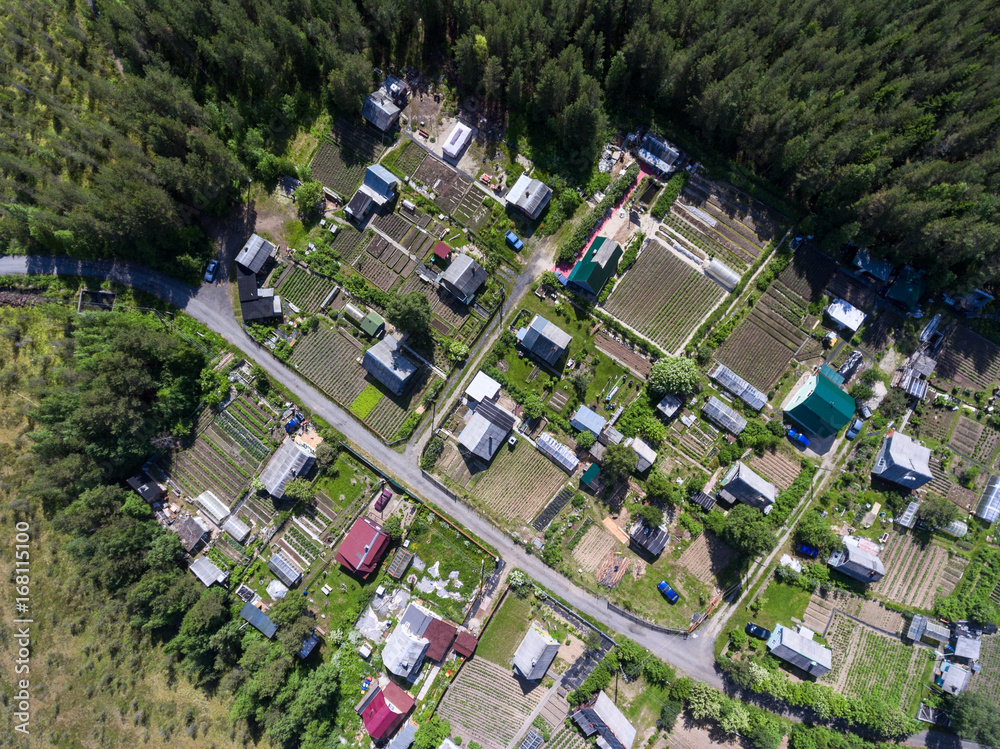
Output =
[
  {"x1": 796, "y1": 543, "x2": 819, "y2": 558},
  {"x1": 505, "y1": 230, "x2": 524, "y2": 251},
  {"x1": 657, "y1": 580, "x2": 679, "y2": 604},
  {"x1": 203, "y1": 259, "x2": 219, "y2": 282},
  {"x1": 787, "y1": 429, "x2": 810, "y2": 448},
  {"x1": 846, "y1": 418, "x2": 864, "y2": 440},
  {"x1": 746, "y1": 622, "x2": 772, "y2": 640}
]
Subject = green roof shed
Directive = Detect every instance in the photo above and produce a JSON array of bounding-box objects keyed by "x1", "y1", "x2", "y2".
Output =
[
  {"x1": 567, "y1": 236, "x2": 623, "y2": 295},
  {"x1": 886, "y1": 265, "x2": 926, "y2": 312},
  {"x1": 360, "y1": 311, "x2": 385, "y2": 338},
  {"x1": 784, "y1": 373, "x2": 855, "y2": 438},
  {"x1": 582, "y1": 463, "x2": 601, "y2": 487}
]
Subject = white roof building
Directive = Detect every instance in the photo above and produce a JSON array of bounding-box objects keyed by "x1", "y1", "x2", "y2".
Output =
[
  {"x1": 826, "y1": 298, "x2": 867, "y2": 332},
  {"x1": 190, "y1": 557, "x2": 227, "y2": 587},
  {"x1": 194, "y1": 490, "x2": 230, "y2": 525},
  {"x1": 506, "y1": 174, "x2": 553, "y2": 220},
  {"x1": 624, "y1": 437, "x2": 657, "y2": 472},
  {"x1": 766, "y1": 624, "x2": 832, "y2": 677},
  {"x1": 512, "y1": 624, "x2": 560, "y2": 680},
  {"x1": 260, "y1": 439, "x2": 316, "y2": 498},
  {"x1": 223, "y1": 515, "x2": 251, "y2": 544},
  {"x1": 465, "y1": 371, "x2": 501, "y2": 404},
  {"x1": 383, "y1": 620, "x2": 431, "y2": 682},
  {"x1": 572, "y1": 691, "x2": 637, "y2": 749},
  {"x1": 442, "y1": 122, "x2": 473, "y2": 160}
]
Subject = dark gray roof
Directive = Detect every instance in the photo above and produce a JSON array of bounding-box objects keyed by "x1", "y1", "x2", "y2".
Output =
[
  {"x1": 766, "y1": 624, "x2": 832, "y2": 677},
  {"x1": 656, "y1": 395, "x2": 683, "y2": 418},
  {"x1": 441, "y1": 254, "x2": 488, "y2": 301},
  {"x1": 516, "y1": 315, "x2": 571, "y2": 367},
  {"x1": 240, "y1": 602, "x2": 277, "y2": 638},
  {"x1": 458, "y1": 412, "x2": 510, "y2": 461},
  {"x1": 690, "y1": 491, "x2": 716, "y2": 511},
  {"x1": 513, "y1": 624, "x2": 560, "y2": 680},
  {"x1": 719, "y1": 462, "x2": 777, "y2": 508},
  {"x1": 241, "y1": 295, "x2": 282, "y2": 321},
  {"x1": 237, "y1": 267, "x2": 259, "y2": 302},
  {"x1": 362, "y1": 90, "x2": 400, "y2": 131},
  {"x1": 828, "y1": 537, "x2": 885, "y2": 582},
  {"x1": 630, "y1": 522, "x2": 668, "y2": 557},
  {"x1": 174, "y1": 517, "x2": 207, "y2": 552},
  {"x1": 362, "y1": 336, "x2": 417, "y2": 396},
  {"x1": 506, "y1": 174, "x2": 553, "y2": 219},
  {"x1": 236, "y1": 234, "x2": 275, "y2": 274},
  {"x1": 345, "y1": 190, "x2": 374, "y2": 220}
]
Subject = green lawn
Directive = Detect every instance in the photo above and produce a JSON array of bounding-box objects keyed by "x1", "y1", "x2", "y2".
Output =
[
  {"x1": 311, "y1": 454, "x2": 372, "y2": 512},
  {"x1": 478, "y1": 592, "x2": 533, "y2": 666},
  {"x1": 718, "y1": 580, "x2": 813, "y2": 657}
]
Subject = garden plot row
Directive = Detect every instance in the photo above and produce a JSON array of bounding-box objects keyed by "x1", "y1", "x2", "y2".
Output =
[
  {"x1": 604, "y1": 240, "x2": 724, "y2": 353},
  {"x1": 969, "y1": 635, "x2": 1000, "y2": 703},
  {"x1": 533, "y1": 486, "x2": 574, "y2": 531},
  {"x1": 677, "y1": 531, "x2": 738, "y2": 586},
  {"x1": 714, "y1": 295, "x2": 807, "y2": 393},
  {"x1": 297, "y1": 497, "x2": 334, "y2": 531},
  {"x1": 365, "y1": 377, "x2": 426, "y2": 438},
  {"x1": 275, "y1": 266, "x2": 335, "y2": 313},
  {"x1": 545, "y1": 725, "x2": 589, "y2": 749},
  {"x1": 874, "y1": 533, "x2": 958, "y2": 609},
  {"x1": 403, "y1": 227, "x2": 436, "y2": 259},
  {"x1": 801, "y1": 589, "x2": 847, "y2": 633},
  {"x1": 912, "y1": 406, "x2": 957, "y2": 443},
  {"x1": 658, "y1": 211, "x2": 745, "y2": 272},
  {"x1": 329, "y1": 119, "x2": 385, "y2": 161},
  {"x1": 936, "y1": 326, "x2": 1000, "y2": 391},
  {"x1": 826, "y1": 270, "x2": 876, "y2": 311},
  {"x1": 310, "y1": 139, "x2": 367, "y2": 197},
  {"x1": 571, "y1": 525, "x2": 620, "y2": 574},
  {"x1": 413, "y1": 157, "x2": 472, "y2": 214},
  {"x1": 391, "y1": 139, "x2": 427, "y2": 176},
  {"x1": 330, "y1": 225, "x2": 370, "y2": 264},
  {"x1": 228, "y1": 394, "x2": 275, "y2": 434},
  {"x1": 685, "y1": 173, "x2": 786, "y2": 240},
  {"x1": 594, "y1": 331, "x2": 653, "y2": 377},
  {"x1": 950, "y1": 416, "x2": 985, "y2": 457},
  {"x1": 290, "y1": 326, "x2": 368, "y2": 406},
  {"x1": 672, "y1": 418, "x2": 717, "y2": 461},
  {"x1": 212, "y1": 413, "x2": 271, "y2": 465},
  {"x1": 355, "y1": 253, "x2": 399, "y2": 291},
  {"x1": 240, "y1": 496, "x2": 276, "y2": 527},
  {"x1": 470, "y1": 444, "x2": 567, "y2": 522},
  {"x1": 396, "y1": 273, "x2": 472, "y2": 331},
  {"x1": 673, "y1": 198, "x2": 762, "y2": 263},
  {"x1": 823, "y1": 612, "x2": 923, "y2": 710},
  {"x1": 283, "y1": 523, "x2": 322, "y2": 564},
  {"x1": 777, "y1": 246, "x2": 838, "y2": 302},
  {"x1": 275, "y1": 538, "x2": 310, "y2": 571},
  {"x1": 748, "y1": 448, "x2": 802, "y2": 490},
  {"x1": 680, "y1": 179, "x2": 778, "y2": 249},
  {"x1": 437, "y1": 657, "x2": 546, "y2": 749},
  {"x1": 453, "y1": 189, "x2": 489, "y2": 230},
  {"x1": 373, "y1": 212, "x2": 412, "y2": 244},
  {"x1": 166, "y1": 435, "x2": 251, "y2": 502},
  {"x1": 860, "y1": 309, "x2": 902, "y2": 353}
]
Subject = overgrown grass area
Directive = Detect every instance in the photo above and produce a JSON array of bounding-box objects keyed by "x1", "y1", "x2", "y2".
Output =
[
  {"x1": 477, "y1": 592, "x2": 533, "y2": 666},
  {"x1": 718, "y1": 579, "x2": 813, "y2": 656},
  {"x1": 310, "y1": 453, "x2": 373, "y2": 512},
  {"x1": 350, "y1": 384, "x2": 383, "y2": 418}
]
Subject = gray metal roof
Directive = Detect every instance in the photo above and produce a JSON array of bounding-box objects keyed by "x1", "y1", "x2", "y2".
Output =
[
  {"x1": 260, "y1": 439, "x2": 316, "y2": 498},
  {"x1": 441, "y1": 254, "x2": 488, "y2": 300},
  {"x1": 907, "y1": 615, "x2": 927, "y2": 641},
  {"x1": 465, "y1": 371, "x2": 501, "y2": 403},
  {"x1": 592, "y1": 691, "x2": 637, "y2": 749},
  {"x1": 361, "y1": 90, "x2": 400, "y2": 131},
  {"x1": 223, "y1": 515, "x2": 251, "y2": 543},
  {"x1": 656, "y1": 394, "x2": 683, "y2": 418},
  {"x1": 383, "y1": 620, "x2": 430, "y2": 680},
  {"x1": 828, "y1": 537, "x2": 885, "y2": 582},
  {"x1": 236, "y1": 234, "x2": 276, "y2": 274},
  {"x1": 871, "y1": 432, "x2": 932, "y2": 488},
  {"x1": 267, "y1": 551, "x2": 303, "y2": 587},
  {"x1": 174, "y1": 517, "x2": 207, "y2": 552},
  {"x1": 939, "y1": 661, "x2": 971, "y2": 694},
  {"x1": 976, "y1": 475, "x2": 1000, "y2": 524},
  {"x1": 536, "y1": 433, "x2": 579, "y2": 473},
  {"x1": 512, "y1": 624, "x2": 560, "y2": 680},
  {"x1": 702, "y1": 396, "x2": 747, "y2": 434},
  {"x1": 954, "y1": 634, "x2": 981, "y2": 661},
  {"x1": 190, "y1": 556, "x2": 226, "y2": 587},
  {"x1": 386, "y1": 720, "x2": 417, "y2": 749},
  {"x1": 506, "y1": 174, "x2": 553, "y2": 219},
  {"x1": 516, "y1": 315, "x2": 571, "y2": 367},
  {"x1": 458, "y1": 412, "x2": 510, "y2": 461},
  {"x1": 766, "y1": 624, "x2": 832, "y2": 676},
  {"x1": 710, "y1": 364, "x2": 768, "y2": 411},
  {"x1": 625, "y1": 437, "x2": 657, "y2": 472},
  {"x1": 706, "y1": 258, "x2": 740, "y2": 291},
  {"x1": 571, "y1": 405, "x2": 607, "y2": 437},
  {"x1": 362, "y1": 336, "x2": 418, "y2": 396},
  {"x1": 720, "y1": 462, "x2": 777, "y2": 507},
  {"x1": 194, "y1": 490, "x2": 230, "y2": 525},
  {"x1": 364, "y1": 165, "x2": 399, "y2": 200},
  {"x1": 240, "y1": 602, "x2": 277, "y2": 638}
]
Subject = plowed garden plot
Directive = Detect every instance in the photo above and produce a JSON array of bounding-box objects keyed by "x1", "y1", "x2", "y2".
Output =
[
  {"x1": 571, "y1": 525, "x2": 620, "y2": 574},
  {"x1": 677, "y1": 532, "x2": 738, "y2": 584},
  {"x1": 950, "y1": 417, "x2": 985, "y2": 457},
  {"x1": 372, "y1": 211, "x2": 412, "y2": 244},
  {"x1": 595, "y1": 331, "x2": 653, "y2": 377},
  {"x1": 936, "y1": 326, "x2": 1000, "y2": 390},
  {"x1": 874, "y1": 531, "x2": 965, "y2": 609},
  {"x1": 290, "y1": 326, "x2": 368, "y2": 405},
  {"x1": 673, "y1": 200, "x2": 761, "y2": 265},
  {"x1": 329, "y1": 225, "x2": 370, "y2": 264},
  {"x1": 911, "y1": 405, "x2": 957, "y2": 443},
  {"x1": 329, "y1": 119, "x2": 385, "y2": 161},
  {"x1": 469, "y1": 444, "x2": 567, "y2": 522},
  {"x1": 672, "y1": 417, "x2": 718, "y2": 461},
  {"x1": 310, "y1": 139, "x2": 367, "y2": 197},
  {"x1": 827, "y1": 270, "x2": 876, "y2": 311},
  {"x1": 454, "y1": 189, "x2": 489, "y2": 230},
  {"x1": 604, "y1": 241, "x2": 724, "y2": 353},
  {"x1": 748, "y1": 449, "x2": 802, "y2": 490},
  {"x1": 968, "y1": 635, "x2": 1000, "y2": 704},
  {"x1": 437, "y1": 657, "x2": 545, "y2": 749},
  {"x1": 275, "y1": 266, "x2": 335, "y2": 312},
  {"x1": 778, "y1": 246, "x2": 838, "y2": 302},
  {"x1": 355, "y1": 253, "x2": 398, "y2": 290},
  {"x1": 860, "y1": 309, "x2": 902, "y2": 352},
  {"x1": 685, "y1": 173, "x2": 786, "y2": 241},
  {"x1": 388, "y1": 140, "x2": 426, "y2": 176},
  {"x1": 714, "y1": 294, "x2": 807, "y2": 392},
  {"x1": 823, "y1": 612, "x2": 925, "y2": 711},
  {"x1": 413, "y1": 157, "x2": 472, "y2": 214},
  {"x1": 396, "y1": 273, "x2": 475, "y2": 332},
  {"x1": 975, "y1": 425, "x2": 1000, "y2": 465}
]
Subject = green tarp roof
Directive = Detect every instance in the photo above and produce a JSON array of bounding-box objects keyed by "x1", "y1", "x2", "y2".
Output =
[
  {"x1": 582, "y1": 463, "x2": 601, "y2": 485},
  {"x1": 886, "y1": 265, "x2": 926, "y2": 312},
  {"x1": 567, "y1": 236, "x2": 622, "y2": 294},
  {"x1": 784, "y1": 373, "x2": 854, "y2": 438}
]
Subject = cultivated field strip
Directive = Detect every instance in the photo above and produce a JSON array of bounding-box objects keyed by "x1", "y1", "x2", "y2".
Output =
[
  {"x1": 290, "y1": 326, "x2": 368, "y2": 405},
  {"x1": 310, "y1": 138, "x2": 366, "y2": 196},
  {"x1": 275, "y1": 266, "x2": 335, "y2": 312},
  {"x1": 396, "y1": 273, "x2": 474, "y2": 332},
  {"x1": 827, "y1": 270, "x2": 876, "y2": 310},
  {"x1": 778, "y1": 246, "x2": 838, "y2": 302},
  {"x1": 355, "y1": 253, "x2": 399, "y2": 290},
  {"x1": 392, "y1": 140, "x2": 427, "y2": 176},
  {"x1": 748, "y1": 449, "x2": 801, "y2": 490},
  {"x1": 571, "y1": 525, "x2": 620, "y2": 574},
  {"x1": 677, "y1": 532, "x2": 738, "y2": 586},
  {"x1": 471, "y1": 445, "x2": 567, "y2": 521},
  {"x1": 874, "y1": 532, "x2": 966, "y2": 609},
  {"x1": 437, "y1": 657, "x2": 546, "y2": 749},
  {"x1": 969, "y1": 635, "x2": 1000, "y2": 703},
  {"x1": 604, "y1": 241, "x2": 724, "y2": 353},
  {"x1": 937, "y1": 326, "x2": 1000, "y2": 390}
]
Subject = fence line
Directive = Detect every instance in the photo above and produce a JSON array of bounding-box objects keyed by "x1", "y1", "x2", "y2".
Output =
[{"x1": 605, "y1": 602, "x2": 689, "y2": 637}]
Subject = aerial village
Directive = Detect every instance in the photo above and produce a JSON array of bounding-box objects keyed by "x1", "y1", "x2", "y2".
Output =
[{"x1": 118, "y1": 68, "x2": 1000, "y2": 749}]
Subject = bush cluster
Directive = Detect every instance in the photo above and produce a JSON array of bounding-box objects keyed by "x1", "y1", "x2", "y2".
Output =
[
  {"x1": 556, "y1": 163, "x2": 640, "y2": 263},
  {"x1": 650, "y1": 172, "x2": 689, "y2": 219}
]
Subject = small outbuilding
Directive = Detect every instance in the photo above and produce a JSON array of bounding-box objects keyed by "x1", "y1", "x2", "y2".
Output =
[
  {"x1": 363, "y1": 336, "x2": 418, "y2": 396},
  {"x1": 702, "y1": 396, "x2": 748, "y2": 435},
  {"x1": 194, "y1": 490, "x2": 230, "y2": 525},
  {"x1": 826, "y1": 298, "x2": 867, "y2": 332},
  {"x1": 828, "y1": 536, "x2": 885, "y2": 583},
  {"x1": 239, "y1": 602, "x2": 277, "y2": 639},
  {"x1": 441, "y1": 254, "x2": 488, "y2": 304},
  {"x1": 260, "y1": 439, "x2": 316, "y2": 499},
  {"x1": 516, "y1": 315, "x2": 572, "y2": 368},
  {"x1": 362, "y1": 89, "x2": 401, "y2": 132},
  {"x1": 465, "y1": 371, "x2": 501, "y2": 405},
  {"x1": 190, "y1": 557, "x2": 228, "y2": 587},
  {"x1": 719, "y1": 462, "x2": 777, "y2": 512},
  {"x1": 624, "y1": 437, "x2": 657, "y2": 472},
  {"x1": 222, "y1": 515, "x2": 251, "y2": 544},
  {"x1": 506, "y1": 174, "x2": 553, "y2": 220},
  {"x1": 442, "y1": 122, "x2": 474, "y2": 160},
  {"x1": 458, "y1": 400, "x2": 517, "y2": 462},
  {"x1": 766, "y1": 624, "x2": 832, "y2": 677},
  {"x1": 537, "y1": 433, "x2": 580, "y2": 473},
  {"x1": 336, "y1": 516, "x2": 391, "y2": 579},
  {"x1": 513, "y1": 624, "x2": 560, "y2": 680},
  {"x1": 784, "y1": 372, "x2": 854, "y2": 438},
  {"x1": 976, "y1": 475, "x2": 1000, "y2": 524},
  {"x1": 570, "y1": 405, "x2": 607, "y2": 438},
  {"x1": 655, "y1": 394, "x2": 683, "y2": 419},
  {"x1": 572, "y1": 690, "x2": 637, "y2": 749},
  {"x1": 887, "y1": 265, "x2": 926, "y2": 313},
  {"x1": 567, "y1": 236, "x2": 622, "y2": 296},
  {"x1": 173, "y1": 517, "x2": 209, "y2": 554},
  {"x1": 236, "y1": 234, "x2": 277, "y2": 274},
  {"x1": 637, "y1": 132, "x2": 682, "y2": 175},
  {"x1": 630, "y1": 522, "x2": 668, "y2": 559},
  {"x1": 268, "y1": 551, "x2": 303, "y2": 587}
]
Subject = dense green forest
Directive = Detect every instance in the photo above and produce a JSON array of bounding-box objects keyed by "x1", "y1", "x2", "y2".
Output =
[{"x1": 1, "y1": 0, "x2": 998, "y2": 288}]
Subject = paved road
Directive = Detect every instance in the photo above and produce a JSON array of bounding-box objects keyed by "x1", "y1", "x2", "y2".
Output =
[
  {"x1": 0, "y1": 253, "x2": 723, "y2": 685},
  {"x1": 1, "y1": 254, "x2": 973, "y2": 747}
]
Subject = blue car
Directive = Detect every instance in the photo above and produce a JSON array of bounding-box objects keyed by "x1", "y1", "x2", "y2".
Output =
[
  {"x1": 796, "y1": 543, "x2": 819, "y2": 558},
  {"x1": 657, "y1": 580, "x2": 679, "y2": 604},
  {"x1": 787, "y1": 429, "x2": 810, "y2": 448},
  {"x1": 505, "y1": 230, "x2": 524, "y2": 251}
]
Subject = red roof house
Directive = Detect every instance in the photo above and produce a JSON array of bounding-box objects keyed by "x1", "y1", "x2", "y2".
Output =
[
  {"x1": 336, "y1": 517, "x2": 390, "y2": 579},
  {"x1": 433, "y1": 242, "x2": 451, "y2": 260},
  {"x1": 453, "y1": 631, "x2": 478, "y2": 658},
  {"x1": 423, "y1": 618, "x2": 458, "y2": 662},
  {"x1": 361, "y1": 682, "x2": 415, "y2": 741}
]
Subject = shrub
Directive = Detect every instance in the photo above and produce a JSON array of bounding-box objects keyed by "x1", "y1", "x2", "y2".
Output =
[
  {"x1": 557, "y1": 164, "x2": 639, "y2": 263},
  {"x1": 650, "y1": 172, "x2": 689, "y2": 220}
]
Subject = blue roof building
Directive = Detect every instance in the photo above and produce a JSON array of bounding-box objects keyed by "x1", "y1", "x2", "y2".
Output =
[
  {"x1": 240, "y1": 602, "x2": 277, "y2": 639},
  {"x1": 571, "y1": 405, "x2": 607, "y2": 437}
]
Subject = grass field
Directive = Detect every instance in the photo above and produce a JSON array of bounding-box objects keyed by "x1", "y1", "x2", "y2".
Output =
[
  {"x1": 478, "y1": 592, "x2": 533, "y2": 666},
  {"x1": 718, "y1": 580, "x2": 813, "y2": 656}
]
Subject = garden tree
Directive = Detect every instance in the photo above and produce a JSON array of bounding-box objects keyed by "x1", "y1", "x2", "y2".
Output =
[
  {"x1": 686, "y1": 681, "x2": 724, "y2": 721},
  {"x1": 121, "y1": 493, "x2": 151, "y2": 518},
  {"x1": 602, "y1": 442, "x2": 637, "y2": 484},
  {"x1": 294, "y1": 180, "x2": 324, "y2": 216},
  {"x1": 920, "y1": 493, "x2": 961, "y2": 529},
  {"x1": 508, "y1": 569, "x2": 531, "y2": 595},
  {"x1": 126, "y1": 569, "x2": 203, "y2": 633},
  {"x1": 633, "y1": 503, "x2": 664, "y2": 528},
  {"x1": 386, "y1": 292, "x2": 433, "y2": 338},
  {"x1": 645, "y1": 470, "x2": 678, "y2": 505},
  {"x1": 719, "y1": 700, "x2": 751, "y2": 736},
  {"x1": 521, "y1": 392, "x2": 545, "y2": 421},
  {"x1": 283, "y1": 478, "x2": 314, "y2": 503},
  {"x1": 413, "y1": 715, "x2": 451, "y2": 749},
  {"x1": 969, "y1": 599, "x2": 1000, "y2": 627},
  {"x1": 315, "y1": 442, "x2": 339, "y2": 471},
  {"x1": 165, "y1": 588, "x2": 235, "y2": 684},
  {"x1": 576, "y1": 431, "x2": 596, "y2": 450},
  {"x1": 446, "y1": 339, "x2": 470, "y2": 363},
  {"x1": 570, "y1": 370, "x2": 591, "y2": 400},
  {"x1": 747, "y1": 713, "x2": 785, "y2": 749},
  {"x1": 269, "y1": 593, "x2": 308, "y2": 629},
  {"x1": 658, "y1": 698, "x2": 683, "y2": 732},
  {"x1": 381, "y1": 514, "x2": 404, "y2": 541},
  {"x1": 795, "y1": 510, "x2": 839, "y2": 553},
  {"x1": 723, "y1": 504, "x2": 777, "y2": 558},
  {"x1": 327, "y1": 53, "x2": 371, "y2": 114},
  {"x1": 648, "y1": 357, "x2": 700, "y2": 397}
]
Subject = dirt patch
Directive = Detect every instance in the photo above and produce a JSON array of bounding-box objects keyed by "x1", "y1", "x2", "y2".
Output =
[
  {"x1": 251, "y1": 192, "x2": 298, "y2": 250},
  {"x1": 678, "y1": 532, "x2": 738, "y2": 589},
  {"x1": 572, "y1": 525, "x2": 619, "y2": 574}
]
